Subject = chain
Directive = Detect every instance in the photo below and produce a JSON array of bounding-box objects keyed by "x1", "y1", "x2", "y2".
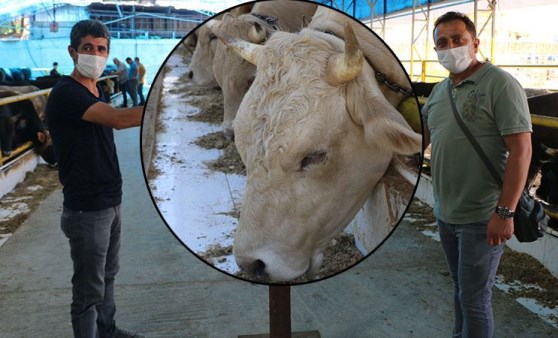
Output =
[
  {"x1": 251, "y1": 13, "x2": 279, "y2": 31},
  {"x1": 374, "y1": 71, "x2": 414, "y2": 97}
]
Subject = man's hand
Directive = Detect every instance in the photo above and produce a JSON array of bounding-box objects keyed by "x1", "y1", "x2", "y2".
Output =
[{"x1": 487, "y1": 213, "x2": 514, "y2": 246}]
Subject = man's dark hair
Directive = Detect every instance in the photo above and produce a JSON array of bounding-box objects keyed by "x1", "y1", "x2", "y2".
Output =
[
  {"x1": 126, "y1": 57, "x2": 132, "y2": 62},
  {"x1": 53, "y1": 62, "x2": 58, "y2": 66},
  {"x1": 70, "y1": 19, "x2": 110, "y2": 50},
  {"x1": 433, "y1": 11, "x2": 477, "y2": 39}
]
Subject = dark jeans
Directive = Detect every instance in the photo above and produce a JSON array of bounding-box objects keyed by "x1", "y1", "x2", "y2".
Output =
[
  {"x1": 128, "y1": 79, "x2": 138, "y2": 106},
  {"x1": 120, "y1": 81, "x2": 131, "y2": 107},
  {"x1": 61, "y1": 205, "x2": 121, "y2": 338},
  {"x1": 137, "y1": 83, "x2": 145, "y2": 105},
  {"x1": 437, "y1": 219, "x2": 504, "y2": 338}
]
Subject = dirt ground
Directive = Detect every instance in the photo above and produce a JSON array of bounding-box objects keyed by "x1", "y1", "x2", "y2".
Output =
[
  {"x1": 407, "y1": 198, "x2": 558, "y2": 316},
  {"x1": 0, "y1": 164, "x2": 60, "y2": 235}
]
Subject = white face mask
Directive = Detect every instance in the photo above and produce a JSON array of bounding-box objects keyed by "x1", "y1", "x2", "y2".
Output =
[
  {"x1": 436, "y1": 44, "x2": 473, "y2": 74},
  {"x1": 75, "y1": 53, "x2": 107, "y2": 79}
]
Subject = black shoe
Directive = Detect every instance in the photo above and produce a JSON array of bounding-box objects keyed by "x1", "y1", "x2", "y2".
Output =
[
  {"x1": 119, "y1": 104, "x2": 128, "y2": 108},
  {"x1": 114, "y1": 327, "x2": 145, "y2": 338}
]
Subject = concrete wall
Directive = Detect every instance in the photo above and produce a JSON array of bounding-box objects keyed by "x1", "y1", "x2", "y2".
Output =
[
  {"x1": 0, "y1": 151, "x2": 41, "y2": 199},
  {"x1": 0, "y1": 38, "x2": 182, "y2": 85},
  {"x1": 141, "y1": 65, "x2": 165, "y2": 177},
  {"x1": 348, "y1": 164, "x2": 418, "y2": 255}
]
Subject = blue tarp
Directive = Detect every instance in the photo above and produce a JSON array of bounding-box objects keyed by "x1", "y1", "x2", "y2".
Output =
[{"x1": 314, "y1": 0, "x2": 457, "y2": 20}]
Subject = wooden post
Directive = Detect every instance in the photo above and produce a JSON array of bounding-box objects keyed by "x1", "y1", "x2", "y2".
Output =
[
  {"x1": 269, "y1": 285, "x2": 291, "y2": 337},
  {"x1": 238, "y1": 285, "x2": 321, "y2": 338}
]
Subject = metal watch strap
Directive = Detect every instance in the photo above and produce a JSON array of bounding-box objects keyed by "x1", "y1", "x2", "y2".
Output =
[
  {"x1": 495, "y1": 206, "x2": 514, "y2": 219},
  {"x1": 447, "y1": 83, "x2": 504, "y2": 187}
]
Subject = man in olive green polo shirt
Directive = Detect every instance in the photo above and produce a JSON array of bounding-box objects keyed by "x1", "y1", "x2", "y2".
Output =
[{"x1": 421, "y1": 12, "x2": 532, "y2": 338}]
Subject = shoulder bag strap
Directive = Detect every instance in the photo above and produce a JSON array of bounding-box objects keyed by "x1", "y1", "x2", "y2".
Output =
[{"x1": 447, "y1": 83, "x2": 503, "y2": 187}]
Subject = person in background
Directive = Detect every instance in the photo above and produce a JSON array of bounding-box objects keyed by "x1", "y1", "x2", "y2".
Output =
[
  {"x1": 125, "y1": 57, "x2": 138, "y2": 106},
  {"x1": 134, "y1": 57, "x2": 146, "y2": 106},
  {"x1": 50, "y1": 62, "x2": 61, "y2": 77},
  {"x1": 421, "y1": 11, "x2": 532, "y2": 338},
  {"x1": 45, "y1": 19, "x2": 144, "y2": 338},
  {"x1": 112, "y1": 57, "x2": 131, "y2": 108}
]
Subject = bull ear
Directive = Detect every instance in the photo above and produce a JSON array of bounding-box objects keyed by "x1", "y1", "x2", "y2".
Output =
[
  {"x1": 231, "y1": 3, "x2": 253, "y2": 15},
  {"x1": 325, "y1": 22, "x2": 363, "y2": 85},
  {"x1": 208, "y1": 20, "x2": 264, "y2": 65},
  {"x1": 346, "y1": 83, "x2": 422, "y2": 155},
  {"x1": 248, "y1": 22, "x2": 267, "y2": 43}
]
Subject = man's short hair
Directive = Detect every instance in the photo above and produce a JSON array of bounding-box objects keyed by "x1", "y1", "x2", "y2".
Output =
[
  {"x1": 126, "y1": 57, "x2": 132, "y2": 62},
  {"x1": 53, "y1": 62, "x2": 58, "y2": 66},
  {"x1": 433, "y1": 11, "x2": 477, "y2": 39},
  {"x1": 70, "y1": 19, "x2": 110, "y2": 51}
]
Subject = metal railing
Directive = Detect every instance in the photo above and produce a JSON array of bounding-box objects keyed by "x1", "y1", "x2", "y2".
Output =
[
  {"x1": 0, "y1": 75, "x2": 118, "y2": 167},
  {"x1": 402, "y1": 60, "x2": 558, "y2": 86}
]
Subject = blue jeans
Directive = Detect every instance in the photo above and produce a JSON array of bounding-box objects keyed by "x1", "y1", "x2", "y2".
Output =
[
  {"x1": 437, "y1": 219, "x2": 504, "y2": 338},
  {"x1": 137, "y1": 83, "x2": 145, "y2": 105},
  {"x1": 128, "y1": 79, "x2": 138, "y2": 106},
  {"x1": 61, "y1": 205, "x2": 121, "y2": 338}
]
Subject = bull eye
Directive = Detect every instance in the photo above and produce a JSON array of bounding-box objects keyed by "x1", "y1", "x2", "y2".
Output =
[
  {"x1": 209, "y1": 33, "x2": 217, "y2": 41},
  {"x1": 300, "y1": 151, "x2": 328, "y2": 171}
]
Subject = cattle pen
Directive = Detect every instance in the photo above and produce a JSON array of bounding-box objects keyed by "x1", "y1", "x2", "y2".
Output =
[
  {"x1": 0, "y1": 88, "x2": 51, "y2": 198},
  {"x1": 2, "y1": 1, "x2": 558, "y2": 337},
  {"x1": 0, "y1": 75, "x2": 119, "y2": 198}
]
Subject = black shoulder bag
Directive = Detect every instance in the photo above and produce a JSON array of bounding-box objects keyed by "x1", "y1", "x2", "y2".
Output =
[{"x1": 447, "y1": 84, "x2": 548, "y2": 242}]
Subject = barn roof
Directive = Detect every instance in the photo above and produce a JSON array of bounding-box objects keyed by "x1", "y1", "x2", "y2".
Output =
[{"x1": 313, "y1": 0, "x2": 470, "y2": 20}]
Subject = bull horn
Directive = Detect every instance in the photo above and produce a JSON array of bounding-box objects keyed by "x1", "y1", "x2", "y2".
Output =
[
  {"x1": 207, "y1": 19, "x2": 263, "y2": 65},
  {"x1": 542, "y1": 143, "x2": 558, "y2": 157},
  {"x1": 248, "y1": 22, "x2": 267, "y2": 43},
  {"x1": 325, "y1": 22, "x2": 363, "y2": 85}
]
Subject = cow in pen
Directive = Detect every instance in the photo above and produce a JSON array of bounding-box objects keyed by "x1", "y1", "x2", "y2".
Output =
[
  {"x1": 212, "y1": 18, "x2": 422, "y2": 282},
  {"x1": 190, "y1": 0, "x2": 317, "y2": 140}
]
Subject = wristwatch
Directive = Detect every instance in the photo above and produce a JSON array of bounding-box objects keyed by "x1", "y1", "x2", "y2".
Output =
[{"x1": 495, "y1": 206, "x2": 514, "y2": 220}]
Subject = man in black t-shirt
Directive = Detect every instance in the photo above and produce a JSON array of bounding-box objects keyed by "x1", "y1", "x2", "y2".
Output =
[
  {"x1": 50, "y1": 62, "x2": 61, "y2": 77},
  {"x1": 46, "y1": 20, "x2": 143, "y2": 338}
]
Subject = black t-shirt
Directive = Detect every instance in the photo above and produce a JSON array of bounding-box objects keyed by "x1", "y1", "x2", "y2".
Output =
[{"x1": 46, "y1": 76, "x2": 122, "y2": 211}]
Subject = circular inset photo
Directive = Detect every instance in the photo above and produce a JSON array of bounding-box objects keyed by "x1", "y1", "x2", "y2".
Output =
[{"x1": 141, "y1": 1, "x2": 423, "y2": 284}]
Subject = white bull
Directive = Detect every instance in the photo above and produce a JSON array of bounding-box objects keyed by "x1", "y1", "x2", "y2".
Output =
[
  {"x1": 187, "y1": 4, "x2": 253, "y2": 87},
  {"x1": 207, "y1": 1, "x2": 317, "y2": 140},
  {"x1": 309, "y1": 5, "x2": 413, "y2": 109},
  {"x1": 187, "y1": 24, "x2": 219, "y2": 87},
  {"x1": 214, "y1": 22, "x2": 422, "y2": 281}
]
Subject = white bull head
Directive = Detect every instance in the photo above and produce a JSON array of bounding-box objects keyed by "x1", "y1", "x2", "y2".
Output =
[
  {"x1": 215, "y1": 23, "x2": 422, "y2": 282},
  {"x1": 188, "y1": 22, "x2": 220, "y2": 87}
]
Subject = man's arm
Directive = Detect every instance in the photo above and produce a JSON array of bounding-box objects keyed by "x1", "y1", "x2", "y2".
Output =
[
  {"x1": 422, "y1": 122, "x2": 431, "y2": 150},
  {"x1": 487, "y1": 132, "x2": 532, "y2": 245},
  {"x1": 82, "y1": 101, "x2": 143, "y2": 130}
]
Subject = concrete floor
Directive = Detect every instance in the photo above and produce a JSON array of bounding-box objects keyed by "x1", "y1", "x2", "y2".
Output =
[{"x1": 0, "y1": 127, "x2": 557, "y2": 338}]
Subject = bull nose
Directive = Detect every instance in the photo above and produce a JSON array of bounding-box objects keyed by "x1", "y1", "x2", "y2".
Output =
[
  {"x1": 187, "y1": 70, "x2": 193, "y2": 79},
  {"x1": 237, "y1": 257, "x2": 268, "y2": 278}
]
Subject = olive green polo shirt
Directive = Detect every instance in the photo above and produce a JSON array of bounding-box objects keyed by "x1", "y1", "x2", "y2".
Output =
[{"x1": 422, "y1": 62, "x2": 532, "y2": 224}]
